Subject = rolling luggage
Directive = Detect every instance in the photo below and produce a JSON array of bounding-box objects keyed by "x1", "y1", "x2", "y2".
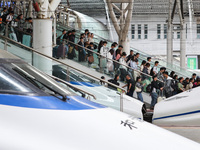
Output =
[
  {"x1": 57, "y1": 44, "x2": 66, "y2": 59},
  {"x1": 22, "y1": 34, "x2": 31, "y2": 47}
]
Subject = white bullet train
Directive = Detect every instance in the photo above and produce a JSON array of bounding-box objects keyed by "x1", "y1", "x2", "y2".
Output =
[
  {"x1": 0, "y1": 49, "x2": 200, "y2": 150},
  {"x1": 153, "y1": 87, "x2": 200, "y2": 126},
  {"x1": 52, "y1": 64, "x2": 145, "y2": 119},
  {"x1": 52, "y1": 65, "x2": 200, "y2": 128}
]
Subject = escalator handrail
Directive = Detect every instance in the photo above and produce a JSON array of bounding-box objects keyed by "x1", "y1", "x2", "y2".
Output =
[
  {"x1": 0, "y1": 34, "x2": 128, "y2": 93},
  {"x1": 48, "y1": 74, "x2": 97, "y2": 100},
  {"x1": 57, "y1": 38, "x2": 164, "y2": 83},
  {"x1": 56, "y1": 10, "x2": 194, "y2": 76}
]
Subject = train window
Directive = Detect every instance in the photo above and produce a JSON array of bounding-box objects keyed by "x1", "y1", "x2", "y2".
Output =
[
  {"x1": 11, "y1": 63, "x2": 73, "y2": 96},
  {"x1": 0, "y1": 69, "x2": 32, "y2": 93}
]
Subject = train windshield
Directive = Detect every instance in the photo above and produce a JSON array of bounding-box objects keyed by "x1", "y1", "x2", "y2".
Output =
[
  {"x1": 11, "y1": 63, "x2": 74, "y2": 97},
  {"x1": 0, "y1": 62, "x2": 75, "y2": 97},
  {"x1": 0, "y1": 69, "x2": 32, "y2": 94}
]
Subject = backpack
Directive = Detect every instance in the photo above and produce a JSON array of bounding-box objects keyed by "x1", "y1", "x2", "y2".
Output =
[
  {"x1": 150, "y1": 67, "x2": 154, "y2": 76},
  {"x1": 146, "y1": 84, "x2": 152, "y2": 93},
  {"x1": 1, "y1": 13, "x2": 8, "y2": 23},
  {"x1": 171, "y1": 79, "x2": 178, "y2": 91},
  {"x1": 165, "y1": 79, "x2": 174, "y2": 93}
]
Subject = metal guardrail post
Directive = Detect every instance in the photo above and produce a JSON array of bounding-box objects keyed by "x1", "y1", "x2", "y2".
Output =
[
  {"x1": 49, "y1": 74, "x2": 97, "y2": 100},
  {"x1": 4, "y1": 24, "x2": 8, "y2": 51},
  {"x1": 120, "y1": 92, "x2": 124, "y2": 112},
  {"x1": 66, "y1": 66, "x2": 70, "y2": 82},
  {"x1": 67, "y1": 14, "x2": 69, "y2": 26},
  {"x1": 31, "y1": 51, "x2": 34, "y2": 65}
]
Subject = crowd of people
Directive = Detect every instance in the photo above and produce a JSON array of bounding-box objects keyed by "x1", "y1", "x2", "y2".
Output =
[
  {"x1": 55, "y1": 28, "x2": 200, "y2": 110},
  {"x1": 1, "y1": 7, "x2": 199, "y2": 111},
  {"x1": 0, "y1": 7, "x2": 33, "y2": 46}
]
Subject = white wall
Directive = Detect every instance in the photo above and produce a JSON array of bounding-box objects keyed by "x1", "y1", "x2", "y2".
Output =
[{"x1": 94, "y1": 15, "x2": 200, "y2": 56}]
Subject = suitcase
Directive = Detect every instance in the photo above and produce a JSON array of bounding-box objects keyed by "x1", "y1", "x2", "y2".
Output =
[
  {"x1": 157, "y1": 90, "x2": 166, "y2": 103},
  {"x1": 57, "y1": 44, "x2": 66, "y2": 59},
  {"x1": 22, "y1": 34, "x2": 31, "y2": 47}
]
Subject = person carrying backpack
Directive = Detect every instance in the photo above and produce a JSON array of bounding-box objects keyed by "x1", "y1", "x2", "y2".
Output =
[
  {"x1": 150, "y1": 61, "x2": 159, "y2": 76},
  {"x1": 150, "y1": 75, "x2": 163, "y2": 110},
  {"x1": 163, "y1": 71, "x2": 173, "y2": 98},
  {"x1": 0, "y1": 7, "x2": 7, "y2": 17},
  {"x1": 5, "y1": 11, "x2": 14, "y2": 24}
]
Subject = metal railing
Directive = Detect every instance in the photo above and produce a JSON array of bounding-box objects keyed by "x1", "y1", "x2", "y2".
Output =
[
  {"x1": 48, "y1": 74, "x2": 97, "y2": 100},
  {"x1": 0, "y1": 33, "x2": 128, "y2": 112},
  {"x1": 55, "y1": 9, "x2": 195, "y2": 78},
  {"x1": 57, "y1": 38, "x2": 163, "y2": 83}
]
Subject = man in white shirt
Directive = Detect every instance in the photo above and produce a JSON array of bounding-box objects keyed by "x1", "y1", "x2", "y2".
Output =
[
  {"x1": 151, "y1": 61, "x2": 159, "y2": 76},
  {"x1": 147, "y1": 57, "x2": 152, "y2": 70},
  {"x1": 100, "y1": 41, "x2": 109, "y2": 73},
  {"x1": 119, "y1": 52, "x2": 128, "y2": 81},
  {"x1": 6, "y1": 11, "x2": 14, "y2": 24}
]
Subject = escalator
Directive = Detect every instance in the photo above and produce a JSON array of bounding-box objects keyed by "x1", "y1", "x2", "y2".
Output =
[
  {"x1": 0, "y1": 31, "x2": 145, "y2": 119},
  {"x1": 56, "y1": 9, "x2": 196, "y2": 79}
]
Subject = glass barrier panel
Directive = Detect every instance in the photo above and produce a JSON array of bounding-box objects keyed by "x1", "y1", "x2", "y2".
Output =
[
  {"x1": 33, "y1": 52, "x2": 121, "y2": 111},
  {"x1": 56, "y1": 21, "x2": 196, "y2": 79}
]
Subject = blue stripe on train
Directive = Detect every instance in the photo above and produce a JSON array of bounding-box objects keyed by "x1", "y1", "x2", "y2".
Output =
[
  {"x1": 0, "y1": 94, "x2": 105, "y2": 110},
  {"x1": 69, "y1": 82, "x2": 101, "y2": 87},
  {"x1": 153, "y1": 110, "x2": 200, "y2": 121}
]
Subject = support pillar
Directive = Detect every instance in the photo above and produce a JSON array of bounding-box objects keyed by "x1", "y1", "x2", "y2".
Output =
[
  {"x1": 106, "y1": 0, "x2": 134, "y2": 54},
  {"x1": 23, "y1": 1, "x2": 26, "y2": 17},
  {"x1": 187, "y1": 0, "x2": 194, "y2": 52},
  {"x1": 180, "y1": 22, "x2": 186, "y2": 68},
  {"x1": 167, "y1": 0, "x2": 173, "y2": 64},
  {"x1": 16, "y1": 1, "x2": 20, "y2": 14},
  {"x1": 33, "y1": 19, "x2": 52, "y2": 74},
  {"x1": 27, "y1": 1, "x2": 33, "y2": 18}
]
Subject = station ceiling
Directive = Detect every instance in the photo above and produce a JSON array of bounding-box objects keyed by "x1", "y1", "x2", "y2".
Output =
[{"x1": 61, "y1": 0, "x2": 200, "y2": 17}]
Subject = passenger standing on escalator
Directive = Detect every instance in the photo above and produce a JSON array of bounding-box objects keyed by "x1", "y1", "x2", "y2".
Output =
[
  {"x1": 0, "y1": 7, "x2": 7, "y2": 17},
  {"x1": 16, "y1": 14, "x2": 24, "y2": 43},
  {"x1": 68, "y1": 29, "x2": 76, "y2": 59},
  {"x1": 135, "y1": 76, "x2": 146, "y2": 102},
  {"x1": 150, "y1": 75, "x2": 163, "y2": 110},
  {"x1": 163, "y1": 71, "x2": 173, "y2": 98},
  {"x1": 108, "y1": 75, "x2": 120, "y2": 90},
  {"x1": 119, "y1": 52, "x2": 128, "y2": 81},
  {"x1": 77, "y1": 37, "x2": 85, "y2": 62},
  {"x1": 84, "y1": 29, "x2": 89, "y2": 43},
  {"x1": 87, "y1": 42, "x2": 95, "y2": 67},
  {"x1": 100, "y1": 41, "x2": 109, "y2": 73},
  {"x1": 177, "y1": 77, "x2": 185, "y2": 93},
  {"x1": 122, "y1": 74, "x2": 135, "y2": 97}
]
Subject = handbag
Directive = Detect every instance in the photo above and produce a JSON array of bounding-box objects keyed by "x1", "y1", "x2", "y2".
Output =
[
  {"x1": 88, "y1": 56, "x2": 94, "y2": 63},
  {"x1": 157, "y1": 90, "x2": 166, "y2": 103},
  {"x1": 135, "y1": 86, "x2": 142, "y2": 92}
]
